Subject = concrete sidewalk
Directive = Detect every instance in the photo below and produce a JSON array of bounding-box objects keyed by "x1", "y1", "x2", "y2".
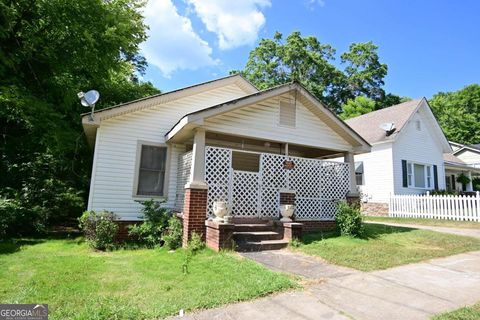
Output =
[
  {"x1": 174, "y1": 251, "x2": 480, "y2": 320},
  {"x1": 366, "y1": 221, "x2": 480, "y2": 239}
]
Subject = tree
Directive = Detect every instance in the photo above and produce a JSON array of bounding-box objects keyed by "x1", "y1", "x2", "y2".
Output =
[
  {"x1": 376, "y1": 93, "x2": 411, "y2": 110},
  {"x1": 234, "y1": 31, "x2": 389, "y2": 113},
  {"x1": 0, "y1": 0, "x2": 159, "y2": 234},
  {"x1": 340, "y1": 42, "x2": 388, "y2": 102},
  {"x1": 429, "y1": 84, "x2": 480, "y2": 145},
  {"x1": 340, "y1": 96, "x2": 376, "y2": 120}
]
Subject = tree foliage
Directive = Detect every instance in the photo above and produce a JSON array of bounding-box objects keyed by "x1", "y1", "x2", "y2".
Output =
[
  {"x1": 1, "y1": 0, "x2": 159, "y2": 234},
  {"x1": 340, "y1": 96, "x2": 376, "y2": 120},
  {"x1": 234, "y1": 31, "x2": 389, "y2": 113},
  {"x1": 429, "y1": 84, "x2": 480, "y2": 145}
]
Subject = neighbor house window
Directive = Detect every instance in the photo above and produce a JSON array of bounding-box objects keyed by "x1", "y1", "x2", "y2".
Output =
[
  {"x1": 136, "y1": 144, "x2": 167, "y2": 196},
  {"x1": 279, "y1": 101, "x2": 296, "y2": 127},
  {"x1": 407, "y1": 161, "x2": 433, "y2": 189},
  {"x1": 355, "y1": 161, "x2": 364, "y2": 185}
]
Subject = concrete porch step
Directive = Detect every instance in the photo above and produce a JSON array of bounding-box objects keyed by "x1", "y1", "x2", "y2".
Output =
[
  {"x1": 236, "y1": 239, "x2": 289, "y2": 252},
  {"x1": 234, "y1": 231, "x2": 284, "y2": 242},
  {"x1": 234, "y1": 224, "x2": 274, "y2": 232}
]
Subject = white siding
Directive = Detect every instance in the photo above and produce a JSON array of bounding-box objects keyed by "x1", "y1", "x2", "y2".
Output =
[
  {"x1": 88, "y1": 84, "x2": 249, "y2": 219},
  {"x1": 455, "y1": 149, "x2": 480, "y2": 165},
  {"x1": 392, "y1": 108, "x2": 446, "y2": 196},
  {"x1": 355, "y1": 143, "x2": 394, "y2": 203},
  {"x1": 204, "y1": 95, "x2": 352, "y2": 151}
]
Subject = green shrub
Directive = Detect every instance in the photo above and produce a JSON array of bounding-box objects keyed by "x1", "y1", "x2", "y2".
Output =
[
  {"x1": 162, "y1": 216, "x2": 183, "y2": 250},
  {"x1": 0, "y1": 197, "x2": 44, "y2": 240},
  {"x1": 335, "y1": 201, "x2": 363, "y2": 237},
  {"x1": 429, "y1": 189, "x2": 459, "y2": 196},
  {"x1": 128, "y1": 199, "x2": 171, "y2": 248},
  {"x1": 79, "y1": 210, "x2": 118, "y2": 250}
]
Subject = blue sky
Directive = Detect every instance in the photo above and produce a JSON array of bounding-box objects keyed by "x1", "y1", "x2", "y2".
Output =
[{"x1": 141, "y1": 0, "x2": 480, "y2": 100}]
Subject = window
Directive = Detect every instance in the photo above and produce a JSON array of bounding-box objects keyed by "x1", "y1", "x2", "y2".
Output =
[
  {"x1": 232, "y1": 151, "x2": 260, "y2": 172},
  {"x1": 136, "y1": 144, "x2": 167, "y2": 196},
  {"x1": 407, "y1": 161, "x2": 433, "y2": 189},
  {"x1": 279, "y1": 101, "x2": 296, "y2": 127},
  {"x1": 355, "y1": 161, "x2": 364, "y2": 185}
]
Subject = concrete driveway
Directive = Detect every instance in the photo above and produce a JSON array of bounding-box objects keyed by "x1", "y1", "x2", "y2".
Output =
[{"x1": 174, "y1": 250, "x2": 480, "y2": 320}]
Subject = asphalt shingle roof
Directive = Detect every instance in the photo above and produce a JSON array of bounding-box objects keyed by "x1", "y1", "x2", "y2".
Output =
[{"x1": 345, "y1": 99, "x2": 423, "y2": 144}]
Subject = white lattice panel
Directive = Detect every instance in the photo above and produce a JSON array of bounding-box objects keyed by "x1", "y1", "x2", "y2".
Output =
[
  {"x1": 175, "y1": 151, "x2": 192, "y2": 211},
  {"x1": 204, "y1": 147, "x2": 351, "y2": 220},
  {"x1": 232, "y1": 171, "x2": 259, "y2": 216},
  {"x1": 205, "y1": 147, "x2": 231, "y2": 216}
]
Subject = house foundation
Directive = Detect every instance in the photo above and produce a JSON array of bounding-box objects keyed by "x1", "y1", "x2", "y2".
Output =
[{"x1": 361, "y1": 202, "x2": 389, "y2": 216}]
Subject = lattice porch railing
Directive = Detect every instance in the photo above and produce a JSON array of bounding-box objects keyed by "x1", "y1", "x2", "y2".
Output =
[{"x1": 205, "y1": 146, "x2": 350, "y2": 220}]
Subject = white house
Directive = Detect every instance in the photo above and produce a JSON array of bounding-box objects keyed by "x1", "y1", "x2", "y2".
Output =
[
  {"x1": 82, "y1": 75, "x2": 370, "y2": 248},
  {"x1": 445, "y1": 142, "x2": 480, "y2": 192},
  {"x1": 345, "y1": 98, "x2": 452, "y2": 215}
]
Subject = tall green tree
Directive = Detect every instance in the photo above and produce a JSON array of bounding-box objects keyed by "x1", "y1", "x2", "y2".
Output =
[
  {"x1": 0, "y1": 0, "x2": 159, "y2": 234},
  {"x1": 340, "y1": 42, "x2": 388, "y2": 102},
  {"x1": 429, "y1": 84, "x2": 480, "y2": 145},
  {"x1": 340, "y1": 96, "x2": 376, "y2": 120},
  {"x1": 234, "y1": 31, "x2": 389, "y2": 113}
]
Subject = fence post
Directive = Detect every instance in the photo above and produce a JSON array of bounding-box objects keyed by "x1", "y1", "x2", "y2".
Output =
[{"x1": 476, "y1": 191, "x2": 480, "y2": 222}]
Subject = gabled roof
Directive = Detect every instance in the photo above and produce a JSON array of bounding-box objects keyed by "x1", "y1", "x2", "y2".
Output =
[
  {"x1": 452, "y1": 143, "x2": 480, "y2": 155},
  {"x1": 82, "y1": 74, "x2": 258, "y2": 145},
  {"x1": 165, "y1": 81, "x2": 371, "y2": 152},
  {"x1": 82, "y1": 74, "x2": 257, "y2": 123},
  {"x1": 345, "y1": 98, "x2": 451, "y2": 152},
  {"x1": 345, "y1": 99, "x2": 422, "y2": 144}
]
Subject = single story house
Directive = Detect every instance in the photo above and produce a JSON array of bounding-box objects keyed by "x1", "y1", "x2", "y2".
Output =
[
  {"x1": 82, "y1": 75, "x2": 370, "y2": 248},
  {"x1": 346, "y1": 98, "x2": 480, "y2": 215},
  {"x1": 445, "y1": 142, "x2": 480, "y2": 191}
]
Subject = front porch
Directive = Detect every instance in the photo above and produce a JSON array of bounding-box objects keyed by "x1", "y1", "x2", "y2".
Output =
[{"x1": 174, "y1": 129, "x2": 359, "y2": 250}]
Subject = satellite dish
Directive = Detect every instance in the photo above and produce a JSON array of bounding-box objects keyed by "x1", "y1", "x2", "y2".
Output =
[
  {"x1": 379, "y1": 122, "x2": 396, "y2": 136},
  {"x1": 78, "y1": 90, "x2": 100, "y2": 121}
]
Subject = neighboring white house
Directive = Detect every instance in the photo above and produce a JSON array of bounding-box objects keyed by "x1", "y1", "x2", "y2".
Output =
[
  {"x1": 345, "y1": 98, "x2": 452, "y2": 214},
  {"x1": 82, "y1": 75, "x2": 370, "y2": 228},
  {"x1": 445, "y1": 142, "x2": 480, "y2": 192}
]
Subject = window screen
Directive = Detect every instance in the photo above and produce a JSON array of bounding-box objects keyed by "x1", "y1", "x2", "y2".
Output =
[
  {"x1": 137, "y1": 145, "x2": 167, "y2": 196},
  {"x1": 232, "y1": 151, "x2": 260, "y2": 172}
]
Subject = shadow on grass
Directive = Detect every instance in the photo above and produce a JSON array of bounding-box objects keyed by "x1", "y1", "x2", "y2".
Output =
[
  {"x1": 301, "y1": 223, "x2": 418, "y2": 245},
  {"x1": 0, "y1": 239, "x2": 46, "y2": 255}
]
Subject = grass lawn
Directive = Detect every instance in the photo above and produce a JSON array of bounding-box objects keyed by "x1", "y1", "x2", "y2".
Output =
[
  {"x1": 0, "y1": 238, "x2": 296, "y2": 319},
  {"x1": 293, "y1": 223, "x2": 480, "y2": 271},
  {"x1": 433, "y1": 302, "x2": 480, "y2": 320},
  {"x1": 365, "y1": 216, "x2": 480, "y2": 229}
]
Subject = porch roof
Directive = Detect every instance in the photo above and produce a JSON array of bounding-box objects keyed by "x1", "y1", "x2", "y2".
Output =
[
  {"x1": 444, "y1": 153, "x2": 480, "y2": 172},
  {"x1": 165, "y1": 82, "x2": 371, "y2": 154}
]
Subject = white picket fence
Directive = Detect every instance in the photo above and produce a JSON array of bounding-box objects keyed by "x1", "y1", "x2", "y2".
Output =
[{"x1": 389, "y1": 192, "x2": 480, "y2": 222}]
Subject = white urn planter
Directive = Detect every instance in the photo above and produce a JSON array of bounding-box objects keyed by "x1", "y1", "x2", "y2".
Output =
[
  {"x1": 213, "y1": 201, "x2": 228, "y2": 222},
  {"x1": 280, "y1": 204, "x2": 295, "y2": 222}
]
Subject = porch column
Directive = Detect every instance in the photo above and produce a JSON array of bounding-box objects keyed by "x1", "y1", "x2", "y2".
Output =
[
  {"x1": 466, "y1": 171, "x2": 473, "y2": 192},
  {"x1": 344, "y1": 151, "x2": 359, "y2": 199},
  {"x1": 183, "y1": 128, "x2": 208, "y2": 248}
]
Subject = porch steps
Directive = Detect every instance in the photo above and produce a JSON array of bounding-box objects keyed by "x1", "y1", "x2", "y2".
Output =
[
  {"x1": 233, "y1": 231, "x2": 284, "y2": 242},
  {"x1": 235, "y1": 239, "x2": 289, "y2": 252},
  {"x1": 233, "y1": 220, "x2": 288, "y2": 251}
]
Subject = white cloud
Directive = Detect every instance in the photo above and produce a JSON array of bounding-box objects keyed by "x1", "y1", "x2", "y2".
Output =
[
  {"x1": 141, "y1": 0, "x2": 217, "y2": 78},
  {"x1": 306, "y1": 0, "x2": 326, "y2": 9},
  {"x1": 187, "y1": 0, "x2": 271, "y2": 50}
]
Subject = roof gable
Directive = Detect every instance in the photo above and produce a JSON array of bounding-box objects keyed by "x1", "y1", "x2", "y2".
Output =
[
  {"x1": 82, "y1": 74, "x2": 257, "y2": 124},
  {"x1": 345, "y1": 98, "x2": 451, "y2": 152},
  {"x1": 165, "y1": 82, "x2": 371, "y2": 152}
]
